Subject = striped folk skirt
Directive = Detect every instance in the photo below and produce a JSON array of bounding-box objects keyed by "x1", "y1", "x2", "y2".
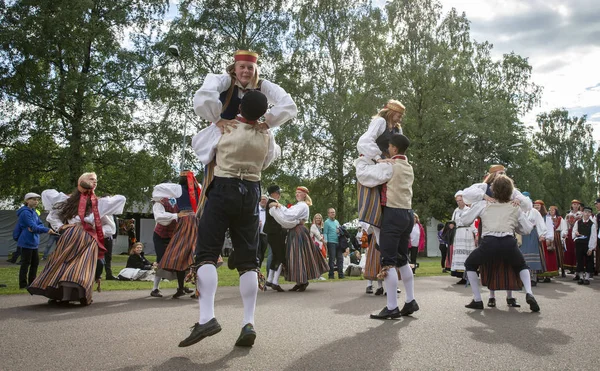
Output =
[
  {"x1": 28, "y1": 224, "x2": 98, "y2": 304},
  {"x1": 158, "y1": 214, "x2": 197, "y2": 278},
  {"x1": 197, "y1": 161, "x2": 215, "y2": 218},
  {"x1": 445, "y1": 245, "x2": 453, "y2": 270},
  {"x1": 357, "y1": 182, "x2": 381, "y2": 228},
  {"x1": 553, "y1": 231, "x2": 565, "y2": 272},
  {"x1": 563, "y1": 230, "x2": 577, "y2": 269},
  {"x1": 285, "y1": 224, "x2": 329, "y2": 284},
  {"x1": 538, "y1": 239, "x2": 559, "y2": 278},
  {"x1": 363, "y1": 236, "x2": 381, "y2": 280},
  {"x1": 520, "y1": 228, "x2": 546, "y2": 273},
  {"x1": 480, "y1": 259, "x2": 523, "y2": 291}
]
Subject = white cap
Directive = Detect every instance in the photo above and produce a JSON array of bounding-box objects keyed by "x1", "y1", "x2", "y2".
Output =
[
  {"x1": 24, "y1": 192, "x2": 41, "y2": 201},
  {"x1": 454, "y1": 190, "x2": 464, "y2": 198}
]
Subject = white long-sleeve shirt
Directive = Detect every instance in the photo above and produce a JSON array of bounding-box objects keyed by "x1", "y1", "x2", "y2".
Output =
[
  {"x1": 259, "y1": 207, "x2": 266, "y2": 233},
  {"x1": 152, "y1": 202, "x2": 178, "y2": 226},
  {"x1": 192, "y1": 73, "x2": 297, "y2": 128},
  {"x1": 42, "y1": 189, "x2": 126, "y2": 231},
  {"x1": 461, "y1": 182, "x2": 532, "y2": 213},
  {"x1": 526, "y1": 208, "x2": 547, "y2": 237},
  {"x1": 191, "y1": 123, "x2": 280, "y2": 168},
  {"x1": 572, "y1": 218, "x2": 597, "y2": 251},
  {"x1": 356, "y1": 117, "x2": 403, "y2": 160},
  {"x1": 310, "y1": 224, "x2": 324, "y2": 242},
  {"x1": 269, "y1": 202, "x2": 308, "y2": 230},
  {"x1": 542, "y1": 215, "x2": 555, "y2": 241}
]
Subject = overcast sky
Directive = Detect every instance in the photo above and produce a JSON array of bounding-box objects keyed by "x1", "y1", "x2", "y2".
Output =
[{"x1": 438, "y1": 0, "x2": 600, "y2": 138}]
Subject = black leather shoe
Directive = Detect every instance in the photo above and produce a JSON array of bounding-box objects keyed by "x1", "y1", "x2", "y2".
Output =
[
  {"x1": 506, "y1": 298, "x2": 521, "y2": 308},
  {"x1": 271, "y1": 284, "x2": 285, "y2": 292},
  {"x1": 573, "y1": 275, "x2": 580, "y2": 281},
  {"x1": 374, "y1": 287, "x2": 384, "y2": 296},
  {"x1": 465, "y1": 300, "x2": 484, "y2": 309},
  {"x1": 543, "y1": 277, "x2": 551, "y2": 283},
  {"x1": 370, "y1": 306, "x2": 401, "y2": 320},
  {"x1": 150, "y1": 289, "x2": 163, "y2": 298},
  {"x1": 235, "y1": 323, "x2": 256, "y2": 347},
  {"x1": 526, "y1": 293, "x2": 540, "y2": 312},
  {"x1": 173, "y1": 289, "x2": 186, "y2": 299},
  {"x1": 583, "y1": 279, "x2": 590, "y2": 285},
  {"x1": 183, "y1": 287, "x2": 194, "y2": 294},
  {"x1": 289, "y1": 285, "x2": 300, "y2": 292},
  {"x1": 400, "y1": 300, "x2": 419, "y2": 316},
  {"x1": 298, "y1": 283, "x2": 309, "y2": 292},
  {"x1": 105, "y1": 276, "x2": 117, "y2": 280},
  {"x1": 179, "y1": 318, "x2": 222, "y2": 347},
  {"x1": 577, "y1": 279, "x2": 584, "y2": 285},
  {"x1": 487, "y1": 298, "x2": 496, "y2": 307},
  {"x1": 265, "y1": 282, "x2": 273, "y2": 288},
  {"x1": 227, "y1": 251, "x2": 236, "y2": 270},
  {"x1": 456, "y1": 279, "x2": 467, "y2": 285},
  {"x1": 366, "y1": 286, "x2": 373, "y2": 294}
]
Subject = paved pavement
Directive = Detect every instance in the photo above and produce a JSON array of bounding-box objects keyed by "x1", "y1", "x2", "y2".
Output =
[{"x1": 1, "y1": 275, "x2": 598, "y2": 370}]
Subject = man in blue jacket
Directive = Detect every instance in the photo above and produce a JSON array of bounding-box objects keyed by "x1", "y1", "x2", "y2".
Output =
[{"x1": 14, "y1": 193, "x2": 57, "y2": 289}]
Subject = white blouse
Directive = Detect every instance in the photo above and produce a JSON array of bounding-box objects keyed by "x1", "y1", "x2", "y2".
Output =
[
  {"x1": 42, "y1": 189, "x2": 126, "y2": 231},
  {"x1": 461, "y1": 182, "x2": 532, "y2": 213},
  {"x1": 192, "y1": 73, "x2": 297, "y2": 128},
  {"x1": 191, "y1": 123, "x2": 281, "y2": 167},
  {"x1": 310, "y1": 223, "x2": 324, "y2": 242},
  {"x1": 353, "y1": 156, "x2": 393, "y2": 188},
  {"x1": 356, "y1": 117, "x2": 403, "y2": 160},
  {"x1": 152, "y1": 202, "x2": 178, "y2": 226},
  {"x1": 269, "y1": 201, "x2": 309, "y2": 229}
]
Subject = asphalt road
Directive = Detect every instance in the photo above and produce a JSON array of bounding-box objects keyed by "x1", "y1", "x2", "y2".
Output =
[{"x1": 1, "y1": 274, "x2": 598, "y2": 370}]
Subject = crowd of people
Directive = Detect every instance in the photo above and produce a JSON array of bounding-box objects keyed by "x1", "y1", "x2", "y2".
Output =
[{"x1": 7, "y1": 49, "x2": 597, "y2": 351}]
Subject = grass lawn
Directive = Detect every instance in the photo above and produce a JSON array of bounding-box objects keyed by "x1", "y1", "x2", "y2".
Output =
[{"x1": 0, "y1": 255, "x2": 444, "y2": 296}]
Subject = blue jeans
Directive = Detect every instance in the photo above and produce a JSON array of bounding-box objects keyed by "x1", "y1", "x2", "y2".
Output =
[{"x1": 327, "y1": 242, "x2": 343, "y2": 278}]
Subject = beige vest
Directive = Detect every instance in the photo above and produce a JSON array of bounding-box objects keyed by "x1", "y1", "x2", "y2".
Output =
[
  {"x1": 481, "y1": 203, "x2": 520, "y2": 235},
  {"x1": 214, "y1": 123, "x2": 269, "y2": 182},
  {"x1": 386, "y1": 158, "x2": 414, "y2": 209}
]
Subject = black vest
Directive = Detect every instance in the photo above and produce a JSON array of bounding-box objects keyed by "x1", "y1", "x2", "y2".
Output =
[
  {"x1": 263, "y1": 197, "x2": 283, "y2": 234},
  {"x1": 375, "y1": 126, "x2": 400, "y2": 158},
  {"x1": 577, "y1": 219, "x2": 593, "y2": 242},
  {"x1": 218, "y1": 80, "x2": 263, "y2": 120}
]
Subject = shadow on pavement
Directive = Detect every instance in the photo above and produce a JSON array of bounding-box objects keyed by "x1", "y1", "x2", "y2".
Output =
[
  {"x1": 465, "y1": 309, "x2": 571, "y2": 356},
  {"x1": 284, "y1": 320, "x2": 409, "y2": 371},
  {"x1": 112, "y1": 348, "x2": 252, "y2": 371}
]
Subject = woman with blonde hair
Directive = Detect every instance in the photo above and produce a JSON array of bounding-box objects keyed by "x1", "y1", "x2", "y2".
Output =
[
  {"x1": 192, "y1": 50, "x2": 297, "y2": 214},
  {"x1": 29, "y1": 173, "x2": 126, "y2": 305},
  {"x1": 535, "y1": 200, "x2": 559, "y2": 282},
  {"x1": 310, "y1": 213, "x2": 326, "y2": 259},
  {"x1": 269, "y1": 187, "x2": 329, "y2": 291},
  {"x1": 354, "y1": 99, "x2": 406, "y2": 249}
]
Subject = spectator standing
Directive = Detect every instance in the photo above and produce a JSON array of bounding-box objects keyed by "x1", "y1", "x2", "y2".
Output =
[
  {"x1": 323, "y1": 208, "x2": 343, "y2": 279},
  {"x1": 14, "y1": 193, "x2": 58, "y2": 289},
  {"x1": 258, "y1": 195, "x2": 269, "y2": 269},
  {"x1": 310, "y1": 213, "x2": 326, "y2": 259}
]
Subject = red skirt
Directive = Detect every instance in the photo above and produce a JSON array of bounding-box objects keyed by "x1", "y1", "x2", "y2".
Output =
[
  {"x1": 539, "y1": 240, "x2": 559, "y2": 277},
  {"x1": 563, "y1": 231, "x2": 577, "y2": 269}
]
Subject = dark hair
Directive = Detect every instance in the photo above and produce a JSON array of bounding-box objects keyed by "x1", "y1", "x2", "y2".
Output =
[
  {"x1": 55, "y1": 189, "x2": 91, "y2": 223},
  {"x1": 389, "y1": 134, "x2": 410, "y2": 154},
  {"x1": 241, "y1": 90, "x2": 268, "y2": 121},
  {"x1": 491, "y1": 175, "x2": 514, "y2": 203},
  {"x1": 437, "y1": 223, "x2": 444, "y2": 231}
]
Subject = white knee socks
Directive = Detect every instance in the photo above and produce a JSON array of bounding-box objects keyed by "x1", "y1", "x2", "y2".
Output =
[
  {"x1": 197, "y1": 264, "x2": 218, "y2": 325},
  {"x1": 489, "y1": 290, "x2": 495, "y2": 299},
  {"x1": 506, "y1": 290, "x2": 513, "y2": 299},
  {"x1": 152, "y1": 275, "x2": 161, "y2": 291},
  {"x1": 377, "y1": 280, "x2": 383, "y2": 288},
  {"x1": 267, "y1": 269, "x2": 274, "y2": 283},
  {"x1": 273, "y1": 264, "x2": 282, "y2": 285},
  {"x1": 520, "y1": 269, "x2": 533, "y2": 294},
  {"x1": 399, "y1": 264, "x2": 414, "y2": 302},
  {"x1": 367, "y1": 279, "x2": 373, "y2": 286},
  {"x1": 385, "y1": 267, "x2": 399, "y2": 310},
  {"x1": 466, "y1": 271, "x2": 482, "y2": 302},
  {"x1": 239, "y1": 271, "x2": 258, "y2": 326}
]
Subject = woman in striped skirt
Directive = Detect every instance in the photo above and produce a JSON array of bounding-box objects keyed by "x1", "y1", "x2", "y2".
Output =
[
  {"x1": 157, "y1": 171, "x2": 200, "y2": 299},
  {"x1": 269, "y1": 187, "x2": 328, "y2": 292},
  {"x1": 28, "y1": 173, "x2": 126, "y2": 305},
  {"x1": 534, "y1": 200, "x2": 559, "y2": 282},
  {"x1": 549, "y1": 206, "x2": 568, "y2": 277}
]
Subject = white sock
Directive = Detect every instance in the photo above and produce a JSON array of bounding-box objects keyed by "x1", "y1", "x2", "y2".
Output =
[
  {"x1": 273, "y1": 264, "x2": 282, "y2": 285},
  {"x1": 197, "y1": 264, "x2": 218, "y2": 325},
  {"x1": 384, "y1": 267, "x2": 399, "y2": 310},
  {"x1": 466, "y1": 271, "x2": 482, "y2": 302},
  {"x1": 152, "y1": 275, "x2": 161, "y2": 291},
  {"x1": 519, "y1": 269, "x2": 532, "y2": 295},
  {"x1": 267, "y1": 269, "x2": 274, "y2": 283},
  {"x1": 367, "y1": 280, "x2": 373, "y2": 286},
  {"x1": 239, "y1": 271, "x2": 258, "y2": 326},
  {"x1": 377, "y1": 280, "x2": 383, "y2": 288},
  {"x1": 506, "y1": 290, "x2": 513, "y2": 299},
  {"x1": 583, "y1": 272, "x2": 589, "y2": 280},
  {"x1": 398, "y1": 264, "x2": 415, "y2": 303},
  {"x1": 489, "y1": 290, "x2": 495, "y2": 299}
]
